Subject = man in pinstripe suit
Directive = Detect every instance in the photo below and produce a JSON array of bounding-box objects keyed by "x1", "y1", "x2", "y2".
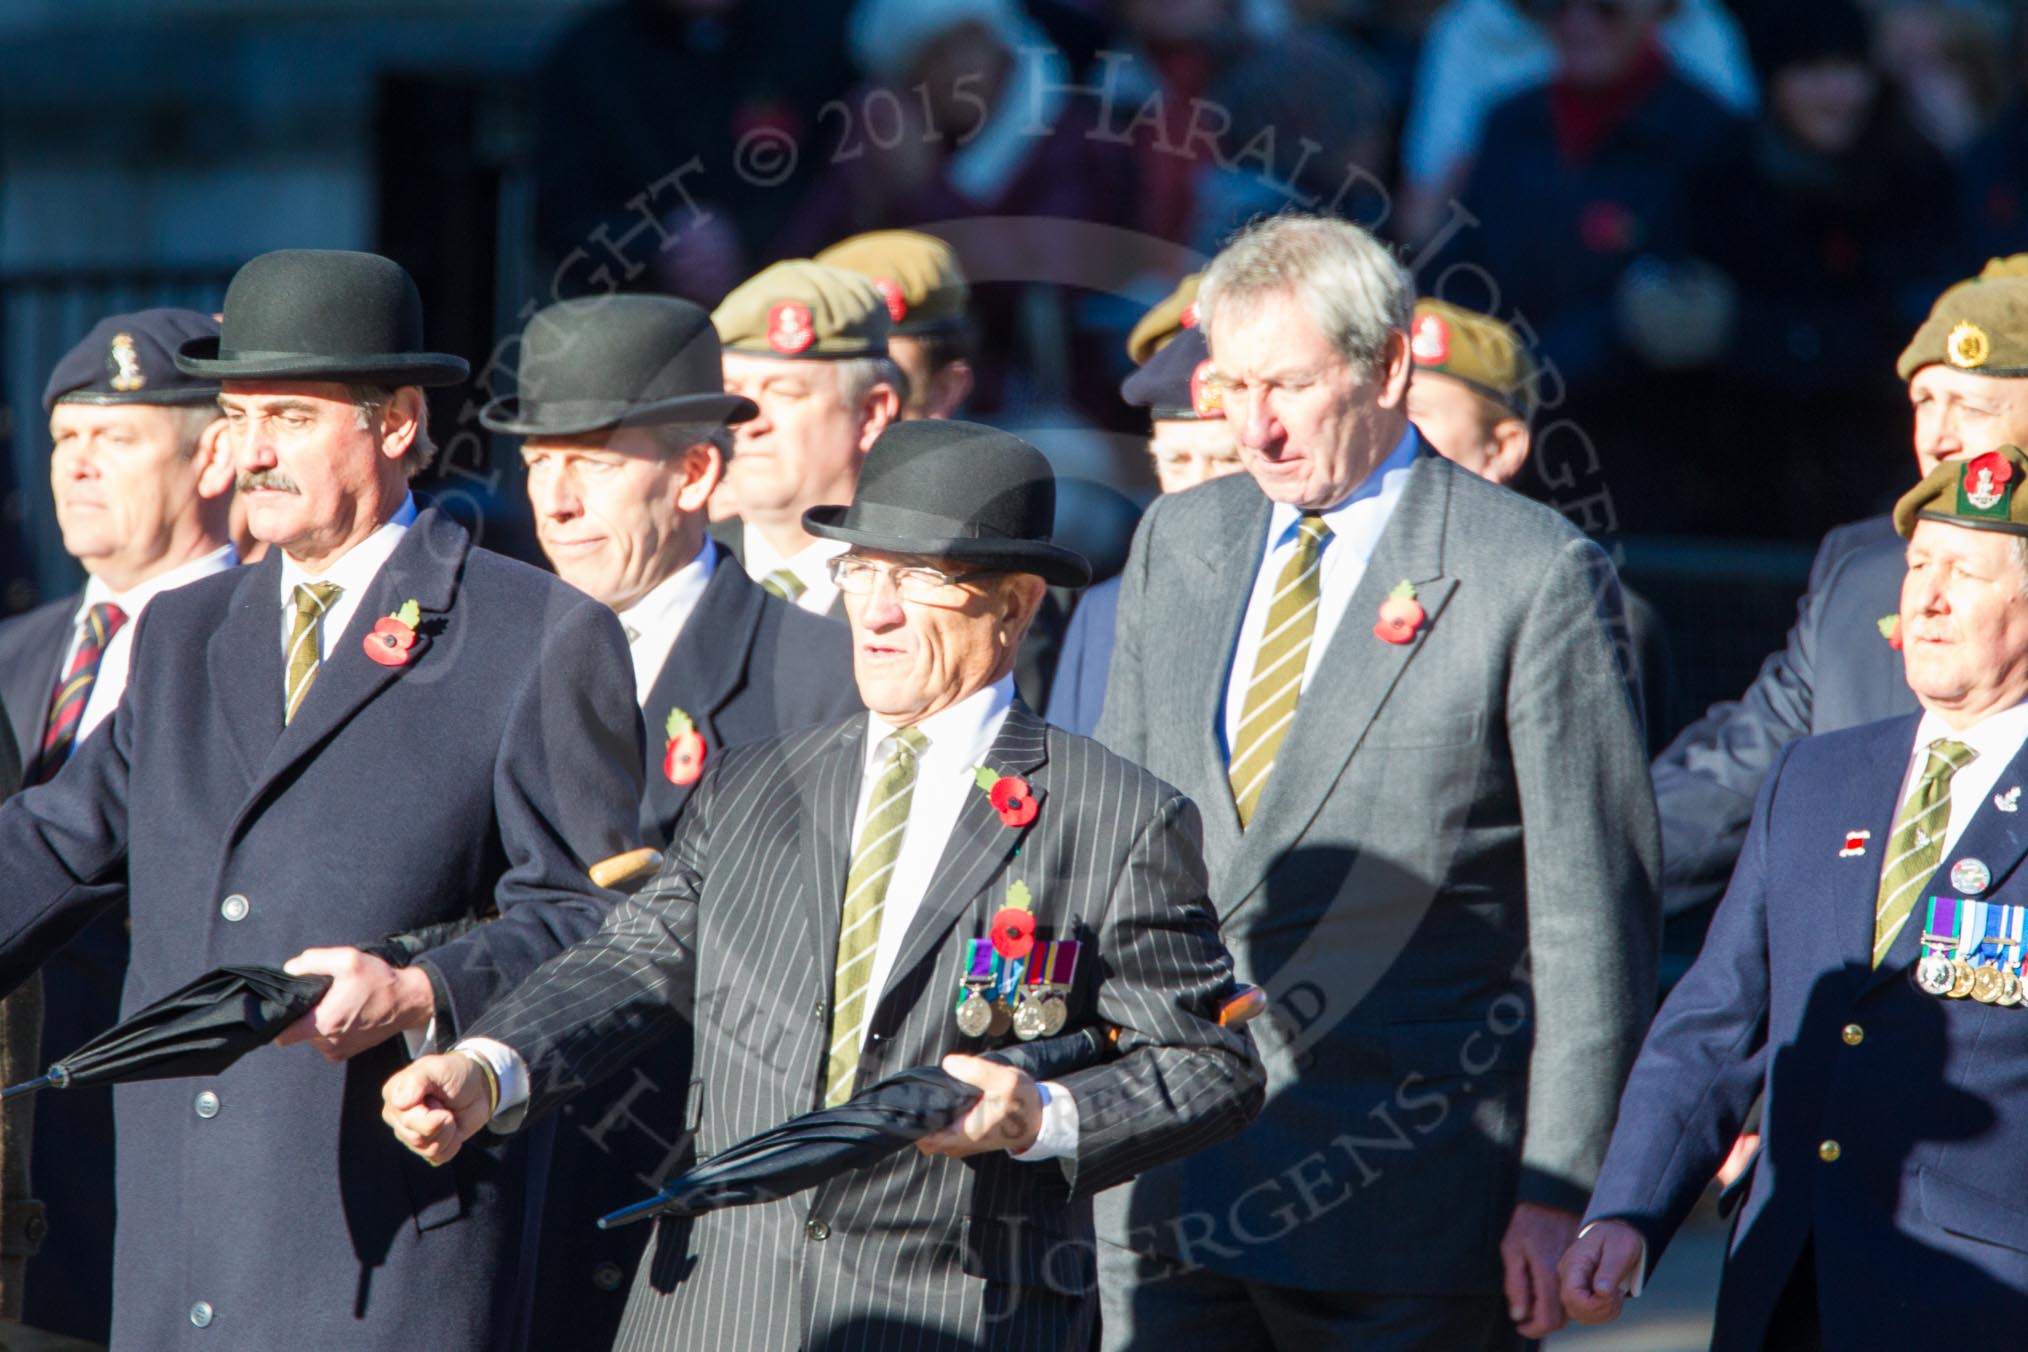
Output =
[{"x1": 386, "y1": 420, "x2": 1264, "y2": 1351}]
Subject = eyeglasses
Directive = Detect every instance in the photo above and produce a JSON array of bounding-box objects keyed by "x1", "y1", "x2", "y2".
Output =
[{"x1": 827, "y1": 555, "x2": 1003, "y2": 608}]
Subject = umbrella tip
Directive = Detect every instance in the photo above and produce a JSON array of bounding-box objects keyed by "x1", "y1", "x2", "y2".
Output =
[{"x1": 0, "y1": 1072, "x2": 55, "y2": 1099}]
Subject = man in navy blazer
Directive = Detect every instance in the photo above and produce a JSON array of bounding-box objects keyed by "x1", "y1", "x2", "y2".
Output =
[
  {"x1": 0, "y1": 250, "x2": 641, "y2": 1350},
  {"x1": 1655, "y1": 258, "x2": 2028, "y2": 917},
  {"x1": 1563, "y1": 445, "x2": 2028, "y2": 1348},
  {"x1": 482, "y1": 293, "x2": 857, "y2": 1347}
]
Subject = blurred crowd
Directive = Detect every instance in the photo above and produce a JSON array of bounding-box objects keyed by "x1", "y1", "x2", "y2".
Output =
[{"x1": 529, "y1": 0, "x2": 2028, "y2": 542}]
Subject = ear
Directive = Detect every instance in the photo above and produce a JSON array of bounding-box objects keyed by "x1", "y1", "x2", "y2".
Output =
[
  {"x1": 926, "y1": 361, "x2": 974, "y2": 420},
  {"x1": 674, "y1": 437, "x2": 724, "y2": 514},
  {"x1": 193, "y1": 416, "x2": 238, "y2": 501},
  {"x1": 1374, "y1": 330, "x2": 1413, "y2": 410},
  {"x1": 1485, "y1": 418, "x2": 1533, "y2": 487},
  {"x1": 1000, "y1": 573, "x2": 1048, "y2": 636},
  {"x1": 376, "y1": 388, "x2": 427, "y2": 464},
  {"x1": 856, "y1": 381, "x2": 902, "y2": 452}
]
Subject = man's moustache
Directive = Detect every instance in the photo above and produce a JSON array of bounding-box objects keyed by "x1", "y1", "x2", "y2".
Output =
[{"x1": 237, "y1": 471, "x2": 299, "y2": 494}]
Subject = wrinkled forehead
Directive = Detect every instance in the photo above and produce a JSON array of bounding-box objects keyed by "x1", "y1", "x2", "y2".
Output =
[
  {"x1": 216, "y1": 379, "x2": 357, "y2": 412},
  {"x1": 1907, "y1": 516, "x2": 2028, "y2": 564}
]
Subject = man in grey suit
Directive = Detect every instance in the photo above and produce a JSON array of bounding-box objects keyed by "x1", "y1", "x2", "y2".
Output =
[
  {"x1": 1093, "y1": 214, "x2": 1661, "y2": 1350},
  {"x1": 385, "y1": 420, "x2": 1264, "y2": 1351}
]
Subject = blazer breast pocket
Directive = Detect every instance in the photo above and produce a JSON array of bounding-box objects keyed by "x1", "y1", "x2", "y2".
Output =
[
  {"x1": 1362, "y1": 712, "x2": 1484, "y2": 753},
  {"x1": 958, "y1": 1215, "x2": 1094, "y2": 1292}
]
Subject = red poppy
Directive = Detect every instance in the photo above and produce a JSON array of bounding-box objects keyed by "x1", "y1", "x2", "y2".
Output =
[
  {"x1": 988, "y1": 775, "x2": 1038, "y2": 827},
  {"x1": 990, "y1": 906, "x2": 1036, "y2": 961},
  {"x1": 664, "y1": 730, "x2": 707, "y2": 786},
  {"x1": 363, "y1": 616, "x2": 416, "y2": 667},
  {"x1": 1374, "y1": 596, "x2": 1424, "y2": 646}
]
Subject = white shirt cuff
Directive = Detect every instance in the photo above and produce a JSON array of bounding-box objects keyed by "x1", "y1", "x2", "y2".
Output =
[
  {"x1": 1576, "y1": 1220, "x2": 1646, "y2": 1298},
  {"x1": 1010, "y1": 1081, "x2": 1078, "y2": 1161},
  {"x1": 401, "y1": 1017, "x2": 437, "y2": 1060},
  {"x1": 454, "y1": 1036, "x2": 532, "y2": 1134}
]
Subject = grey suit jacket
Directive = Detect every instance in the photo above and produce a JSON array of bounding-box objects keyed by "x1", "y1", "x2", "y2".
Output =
[
  {"x1": 1094, "y1": 449, "x2": 1661, "y2": 1293},
  {"x1": 469, "y1": 703, "x2": 1264, "y2": 1351}
]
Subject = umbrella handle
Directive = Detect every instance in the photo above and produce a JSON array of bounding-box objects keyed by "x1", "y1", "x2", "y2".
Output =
[
  {"x1": 591, "y1": 848, "x2": 664, "y2": 890},
  {"x1": 1218, "y1": 983, "x2": 1267, "y2": 1028}
]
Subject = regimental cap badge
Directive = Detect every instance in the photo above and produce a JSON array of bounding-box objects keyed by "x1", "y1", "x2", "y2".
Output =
[
  {"x1": 107, "y1": 333, "x2": 146, "y2": 392},
  {"x1": 1188, "y1": 359, "x2": 1224, "y2": 419},
  {"x1": 1959, "y1": 450, "x2": 2015, "y2": 518},
  {"x1": 766, "y1": 301, "x2": 815, "y2": 356},
  {"x1": 873, "y1": 277, "x2": 907, "y2": 324},
  {"x1": 1410, "y1": 312, "x2": 1451, "y2": 366},
  {"x1": 1948, "y1": 320, "x2": 1991, "y2": 370}
]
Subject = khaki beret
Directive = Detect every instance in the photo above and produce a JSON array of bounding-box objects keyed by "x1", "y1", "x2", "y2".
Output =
[
  {"x1": 1410, "y1": 299, "x2": 1536, "y2": 420},
  {"x1": 814, "y1": 230, "x2": 969, "y2": 335},
  {"x1": 712, "y1": 260, "x2": 890, "y2": 359},
  {"x1": 1126, "y1": 273, "x2": 1203, "y2": 367},
  {"x1": 1896, "y1": 255, "x2": 2028, "y2": 380},
  {"x1": 1894, "y1": 444, "x2": 2028, "y2": 538}
]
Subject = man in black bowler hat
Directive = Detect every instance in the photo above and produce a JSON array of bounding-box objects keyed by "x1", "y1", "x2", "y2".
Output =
[
  {"x1": 0, "y1": 248, "x2": 642, "y2": 1350},
  {"x1": 481, "y1": 293, "x2": 860, "y2": 1348},
  {"x1": 385, "y1": 419, "x2": 1264, "y2": 1351},
  {"x1": 0, "y1": 306, "x2": 238, "y2": 1341}
]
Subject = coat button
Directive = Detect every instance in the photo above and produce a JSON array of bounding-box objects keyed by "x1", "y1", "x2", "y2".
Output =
[
  {"x1": 1841, "y1": 1024, "x2": 1864, "y2": 1046},
  {"x1": 592, "y1": 1262, "x2": 625, "y2": 1292},
  {"x1": 805, "y1": 1217, "x2": 830, "y2": 1241},
  {"x1": 1818, "y1": 1140, "x2": 1841, "y2": 1163},
  {"x1": 194, "y1": 1091, "x2": 220, "y2": 1119},
  {"x1": 189, "y1": 1300, "x2": 214, "y2": 1328},
  {"x1": 220, "y1": 894, "x2": 249, "y2": 922}
]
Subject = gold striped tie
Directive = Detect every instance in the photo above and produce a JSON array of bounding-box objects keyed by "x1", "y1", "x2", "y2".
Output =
[
  {"x1": 824, "y1": 725, "x2": 928, "y2": 1106},
  {"x1": 284, "y1": 582, "x2": 344, "y2": 725},
  {"x1": 761, "y1": 568, "x2": 806, "y2": 602},
  {"x1": 1228, "y1": 513, "x2": 1331, "y2": 828},
  {"x1": 1873, "y1": 738, "x2": 1977, "y2": 966}
]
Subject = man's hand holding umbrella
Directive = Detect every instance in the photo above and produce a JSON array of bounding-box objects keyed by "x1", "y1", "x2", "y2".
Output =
[
  {"x1": 913, "y1": 1054, "x2": 1041, "y2": 1158},
  {"x1": 274, "y1": 946, "x2": 437, "y2": 1062}
]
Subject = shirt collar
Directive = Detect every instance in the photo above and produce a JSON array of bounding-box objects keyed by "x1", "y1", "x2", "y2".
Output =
[
  {"x1": 864, "y1": 674, "x2": 1015, "y2": 771},
  {"x1": 1266, "y1": 425, "x2": 1421, "y2": 543},
  {"x1": 615, "y1": 539, "x2": 715, "y2": 642},
  {"x1": 81, "y1": 541, "x2": 238, "y2": 621},
  {"x1": 1915, "y1": 699, "x2": 2028, "y2": 768},
  {"x1": 746, "y1": 527, "x2": 848, "y2": 577},
  {"x1": 277, "y1": 493, "x2": 419, "y2": 601}
]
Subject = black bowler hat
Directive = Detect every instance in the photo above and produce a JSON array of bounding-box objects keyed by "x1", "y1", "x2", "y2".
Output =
[
  {"x1": 44, "y1": 308, "x2": 222, "y2": 412},
  {"x1": 479, "y1": 296, "x2": 756, "y2": 436},
  {"x1": 174, "y1": 249, "x2": 468, "y2": 387},
  {"x1": 803, "y1": 421, "x2": 1091, "y2": 587}
]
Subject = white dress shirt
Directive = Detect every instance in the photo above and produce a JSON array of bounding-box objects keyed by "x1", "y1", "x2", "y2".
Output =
[
  {"x1": 614, "y1": 544, "x2": 714, "y2": 703},
  {"x1": 275, "y1": 494, "x2": 419, "y2": 659},
  {"x1": 741, "y1": 525, "x2": 846, "y2": 616},
  {"x1": 67, "y1": 542, "x2": 238, "y2": 743},
  {"x1": 463, "y1": 673, "x2": 1078, "y2": 1159},
  {"x1": 1892, "y1": 701, "x2": 2028, "y2": 860},
  {"x1": 1220, "y1": 428, "x2": 1420, "y2": 756}
]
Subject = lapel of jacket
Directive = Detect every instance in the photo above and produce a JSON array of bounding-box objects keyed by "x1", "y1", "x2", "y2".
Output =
[
  {"x1": 238, "y1": 509, "x2": 466, "y2": 809},
  {"x1": 5, "y1": 597, "x2": 78, "y2": 764},
  {"x1": 641, "y1": 544, "x2": 763, "y2": 832},
  {"x1": 799, "y1": 717, "x2": 870, "y2": 984},
  {"x1": 206, "y1": 556, "x2": 290, "y2": 782},
  {"x1": 872, "y1": 701, "x2": 1050, "y2": 1021},
  {"x1": 1860, "y1": 724, "x2": 2028, "y2": 998},
  {"x1": 1217, "y1": 451, "x2": 1460, "y2": 913},
  {"x1": 1186, "y1": 486, "x2": 1273, "y2": 865}
]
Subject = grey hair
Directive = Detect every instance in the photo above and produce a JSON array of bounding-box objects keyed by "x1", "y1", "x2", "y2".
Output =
[
  {"x1": 1199, "y1": 213, "x2": 1415, "y2": 377},
  {"x1": 647, "y1": 422, "x2": 735, "y2": 459},
  {"x1": 164, "y1": 404, "x2": 222, "y2": 460},
  {"x1": 2014, "y1": 534, "x2": 2028, "y2": 597},
  {"x1": 347, "y1": 384, "x2": 437, "y2": 478},
  {"x1": 830, "y1": 355, "x2": 905, "y2": 409}
]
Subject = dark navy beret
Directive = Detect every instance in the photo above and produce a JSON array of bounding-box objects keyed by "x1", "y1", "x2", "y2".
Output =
[
  {"x1": 1119, "y1": 325, "x2": 1223, "y2": 422},
  {"x1": 44, "y1": 308, "x2": 222, "y2": 412}
]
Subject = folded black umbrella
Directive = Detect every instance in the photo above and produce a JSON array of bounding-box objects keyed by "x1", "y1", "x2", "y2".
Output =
[
  {"x1": 599, "y1": 1026, "x2": 1115, "y2": 1229},
  {"x1": 0, "y1": 965, "x2": 331, "y2": 1100}
]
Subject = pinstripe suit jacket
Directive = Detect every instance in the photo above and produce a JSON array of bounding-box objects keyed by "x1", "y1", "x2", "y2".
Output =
[{"x1": 469, "y1": 701, "x2": 1264, "y2": 1350}]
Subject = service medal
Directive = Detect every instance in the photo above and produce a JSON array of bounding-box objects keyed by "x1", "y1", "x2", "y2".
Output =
[
  {"x1": 956, "y1": 989, "x2": 993, "y2": 1037},
  {"x1": 988, "y1": 1003, "x2": 1013, "y2": 1038},
  {"x1": 1012, "y1": 992, "x2": 1049, "y2": 1041},
  {"x1": 1917, "y1": 951, "x2": 1958, "y2": 996},
  {"x1": 1973, "y1": 964, "x2": 2006, "y2": 1004},
  {"x1": 1951, "y1": 858, "x2": 1992, "y2": 896},
  {"x1": 2004, "y1": 970, "x2": 2024, "y2": 1006},
  {"x1": 1039, "y1": 994, "x2": 1068, "y2": 1037},
  {"x1": 1949, "y1": 959, "x2": 1978, "y2": 999}
]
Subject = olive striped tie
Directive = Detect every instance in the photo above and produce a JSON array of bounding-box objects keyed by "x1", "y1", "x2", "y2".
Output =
[
  {"x1": 761, "y1": 568, "x2": 806, "y2": 603},
  {"x1": 824, "y1": 725, "x2": 928, "y2": 1106},
  {"x1": 1874, "y1": 738, "x2": 1977, "y2": 967},
  {"x1": 1228, "y1": 513, "x2": 1331, "y2": 828},
  {"x1": 284, "y1": 582, "x2": 343, "y2": 725}
]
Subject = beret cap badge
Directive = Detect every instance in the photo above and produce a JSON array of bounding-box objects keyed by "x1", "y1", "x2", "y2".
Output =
[
  {"x1": 1961, "y1": 450, "x2": 2014, "y2": 515},
  {"x1": 1410, "y1": 313, "x2": 1451, "y2": 366},
  {"x1": 1948, "y1": 321, "x2": 1992, "y2": 370},
  {"x1": 108, "y1": 334, "x2": 146, "y2": 392},
  {"x1": 767, "y1": 301, "x2": 816, "y2": 356}
]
